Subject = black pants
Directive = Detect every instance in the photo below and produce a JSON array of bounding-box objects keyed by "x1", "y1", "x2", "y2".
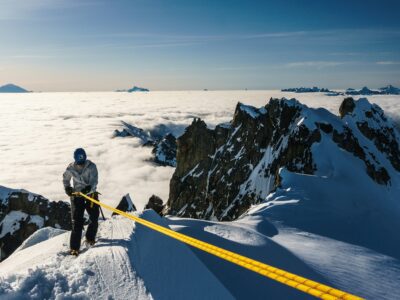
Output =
[{"x1": 70, "y1": 195, "x2": 100, "y2": 251}]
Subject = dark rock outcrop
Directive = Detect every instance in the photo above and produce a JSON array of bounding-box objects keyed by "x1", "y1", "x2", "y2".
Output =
[
  {"x1": 113, "y1": 194, "x2": 137, "y2": 216},
  {"x1": 144, "y1": 195, "x2": 164, "y2": 216},
  {"x1": 0, "y1": 187, "x2": 71, "y2": 261},
  {"x1": 339, "y1": 97, "x2": 356, "y2": 118},
  {"x1": 164, "y1": 97, "x2": 400, "y2": 221}
]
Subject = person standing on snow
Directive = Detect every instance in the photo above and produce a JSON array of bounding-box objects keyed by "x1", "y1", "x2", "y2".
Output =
[{"x1": 63, "y1": 148, "x2": 99, "y2": 256}]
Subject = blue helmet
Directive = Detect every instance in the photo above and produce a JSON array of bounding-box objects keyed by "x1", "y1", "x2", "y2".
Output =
[{"x1": 74, "y1": 148, "x2": 87, "y2": 165}]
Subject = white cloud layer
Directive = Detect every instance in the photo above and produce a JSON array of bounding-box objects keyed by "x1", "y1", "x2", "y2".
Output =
[{"x1": 0, "y1": 91, "x2": 399, "y2": 213}]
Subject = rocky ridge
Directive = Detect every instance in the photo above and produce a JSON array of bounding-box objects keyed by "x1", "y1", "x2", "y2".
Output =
[
  {"x1": 282, "y1": 85, "x2": 400, "y2": 96},
  {"x1": 0, "y1": 186, "x2": 71, "y2": 261},
  {"x1": 114, "y1": 122, "x2": 177, "y2": 167},
  {"x1": 281, "y1": 87, "x2": 333, "y2": 93},
  {"x1": 164, "y1": 97, "x2": 400, "y2": 221}
]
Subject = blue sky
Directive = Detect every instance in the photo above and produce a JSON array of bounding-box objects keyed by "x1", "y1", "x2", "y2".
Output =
[{"x1": 0, "y1": 0, "x2": 399, "y2": 91}]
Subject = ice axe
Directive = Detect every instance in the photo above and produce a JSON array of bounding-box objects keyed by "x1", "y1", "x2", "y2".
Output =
[
  {"x1": 92, "y1": 191, "x2": 106, "y2": 221},
  {"x1": 99, "y1": 206, "x2": 106, "y2": 221}
]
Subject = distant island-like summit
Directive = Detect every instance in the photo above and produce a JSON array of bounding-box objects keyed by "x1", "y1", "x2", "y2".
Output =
[
  {"x1": 345, "y1": 85, "x2": 400, "y2": 95},
  {"x1": 281, "y1": 87, "x2": 334, "y2": 93},
  {"x1": 282, "y1": 85, "x2": 400, "y2": 95},
  {"x1": 116, "y1": 85, "x2": 149, "y2": 92},
  {"x1": 0, "y1": 84, "x2": 30, "y2": 93}
]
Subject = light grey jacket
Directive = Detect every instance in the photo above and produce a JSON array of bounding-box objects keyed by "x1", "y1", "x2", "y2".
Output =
[{"x1": 63, "y1": 160, "x2": 98, "y2": 193}]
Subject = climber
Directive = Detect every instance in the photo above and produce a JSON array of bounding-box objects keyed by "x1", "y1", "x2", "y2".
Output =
[{"x1": 63, "y1": 148, "x2": 99, "y2": 256}]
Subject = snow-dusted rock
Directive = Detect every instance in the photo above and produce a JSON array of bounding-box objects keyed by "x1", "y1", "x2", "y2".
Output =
[
  {"x1": 127, "y1": 86, "x2": 149, "y2": 92},
  {"x1": 116, "y1": 85, "x2": 149, "y2": 92},
  {"x1": 152, "y1": 133, "x2": 177, "y2": 167},
  {"x1": 379, "y1": 84, "x2": 400, "y2": 95},
  {"x1": 282, "y1": 87, "x2": 333, "y2": 93},
  {"x1": 113, "y1": 121, "x2": 153, "y2": 144},
  {"x1": 114, "y1": 121, "x2": 177, "y2": 167},
  {"x1": 345, "y1": 86, "x2": 381, "y2": 95},
  {"x1": 0, "y1": 186, "x2": 71, "y2": 261},
  {"x1": 165, "y1": 97, "x2": 400, "y2": 233},
  {"x1": 344, "y1": 85, "x2": 400, "y2": 95},
  {"x1": 325, "y1": 91, "x2": 344, "y2": 96}
]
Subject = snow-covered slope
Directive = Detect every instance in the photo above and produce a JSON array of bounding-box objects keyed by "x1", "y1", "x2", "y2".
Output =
[
  {"x1": 1, "y1": 207, "x2": 400, "y2": 299},
  {"x1": 0, "y1": 210, "x2": 234, "y2": 299},
  {"x1": 167, "y1": 215, "x2": 400, "y2": 300},
  {"x1": 271, "y1": 224, "x2": 400, "y2": 300},
  {"x1": 0, "y1": 210, "x2": 313, "y2": 299},
  {"x1": 246, "y1": 98, "x2": 400, "y2": 258},
  {"x1": 0, "y1": 217, "x2": 150, "y2": 299},
  {"x1": 165, "y1": 97, "x2": 400, "y2": 259},
  {"x1": 0, "y1": 209, "x2": 339, "y2": 300}
]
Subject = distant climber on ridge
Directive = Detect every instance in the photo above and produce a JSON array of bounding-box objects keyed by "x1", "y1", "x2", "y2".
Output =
[{"x1": 63, "y1": 148, "x2": 99, "y2": 256}]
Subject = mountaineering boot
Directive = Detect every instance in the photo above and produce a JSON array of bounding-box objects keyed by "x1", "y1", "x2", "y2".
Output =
[
  {"x1": 85, "y1": 239, "x2": 96, "y2": 247},
  {"x1": 70, "y1": 249, "x2": 79, "y2": 256}
]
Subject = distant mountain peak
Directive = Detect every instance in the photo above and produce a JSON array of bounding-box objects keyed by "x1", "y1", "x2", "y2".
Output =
[
  {"x1": 0, "y1": 84, "x2": 29, "y2": 93},
  {"x1": 115, "y1": 85, "x2": 149, "y2": 92},
  {"x1": 281, "y1": 87, "x2": 334, "y2": 93}
]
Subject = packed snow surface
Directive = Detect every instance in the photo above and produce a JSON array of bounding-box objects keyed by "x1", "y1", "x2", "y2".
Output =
[
  {"x1": 0, "y1": 211, "x2": 233, "y2": 300},
  {"x1": 2, "y1": 210, "x2": 400, "y2": 299},
  {"x1": 0, "y1": 210, "x2": 330, "y2": 300},
  {"x1": 271, "y1": 225, "x2": 400, "y2": 300}
]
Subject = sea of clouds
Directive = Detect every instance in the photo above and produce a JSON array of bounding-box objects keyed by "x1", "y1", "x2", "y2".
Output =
[{"x1": 1, "y1": 91, "x2": 399, "y2": 212}]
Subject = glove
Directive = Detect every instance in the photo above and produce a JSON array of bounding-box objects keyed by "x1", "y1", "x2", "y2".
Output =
[
  {"x1": 81, "y1": 185, "x2": 92, "y2": 194},
  {"x1": 65, "y1": 186, "x2": 73, "y2": 197}
]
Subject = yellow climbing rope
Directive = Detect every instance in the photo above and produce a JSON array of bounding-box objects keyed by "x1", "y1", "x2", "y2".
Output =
[{"x1": 75, "y1": 192, "x2": 364, "y2": 300}]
